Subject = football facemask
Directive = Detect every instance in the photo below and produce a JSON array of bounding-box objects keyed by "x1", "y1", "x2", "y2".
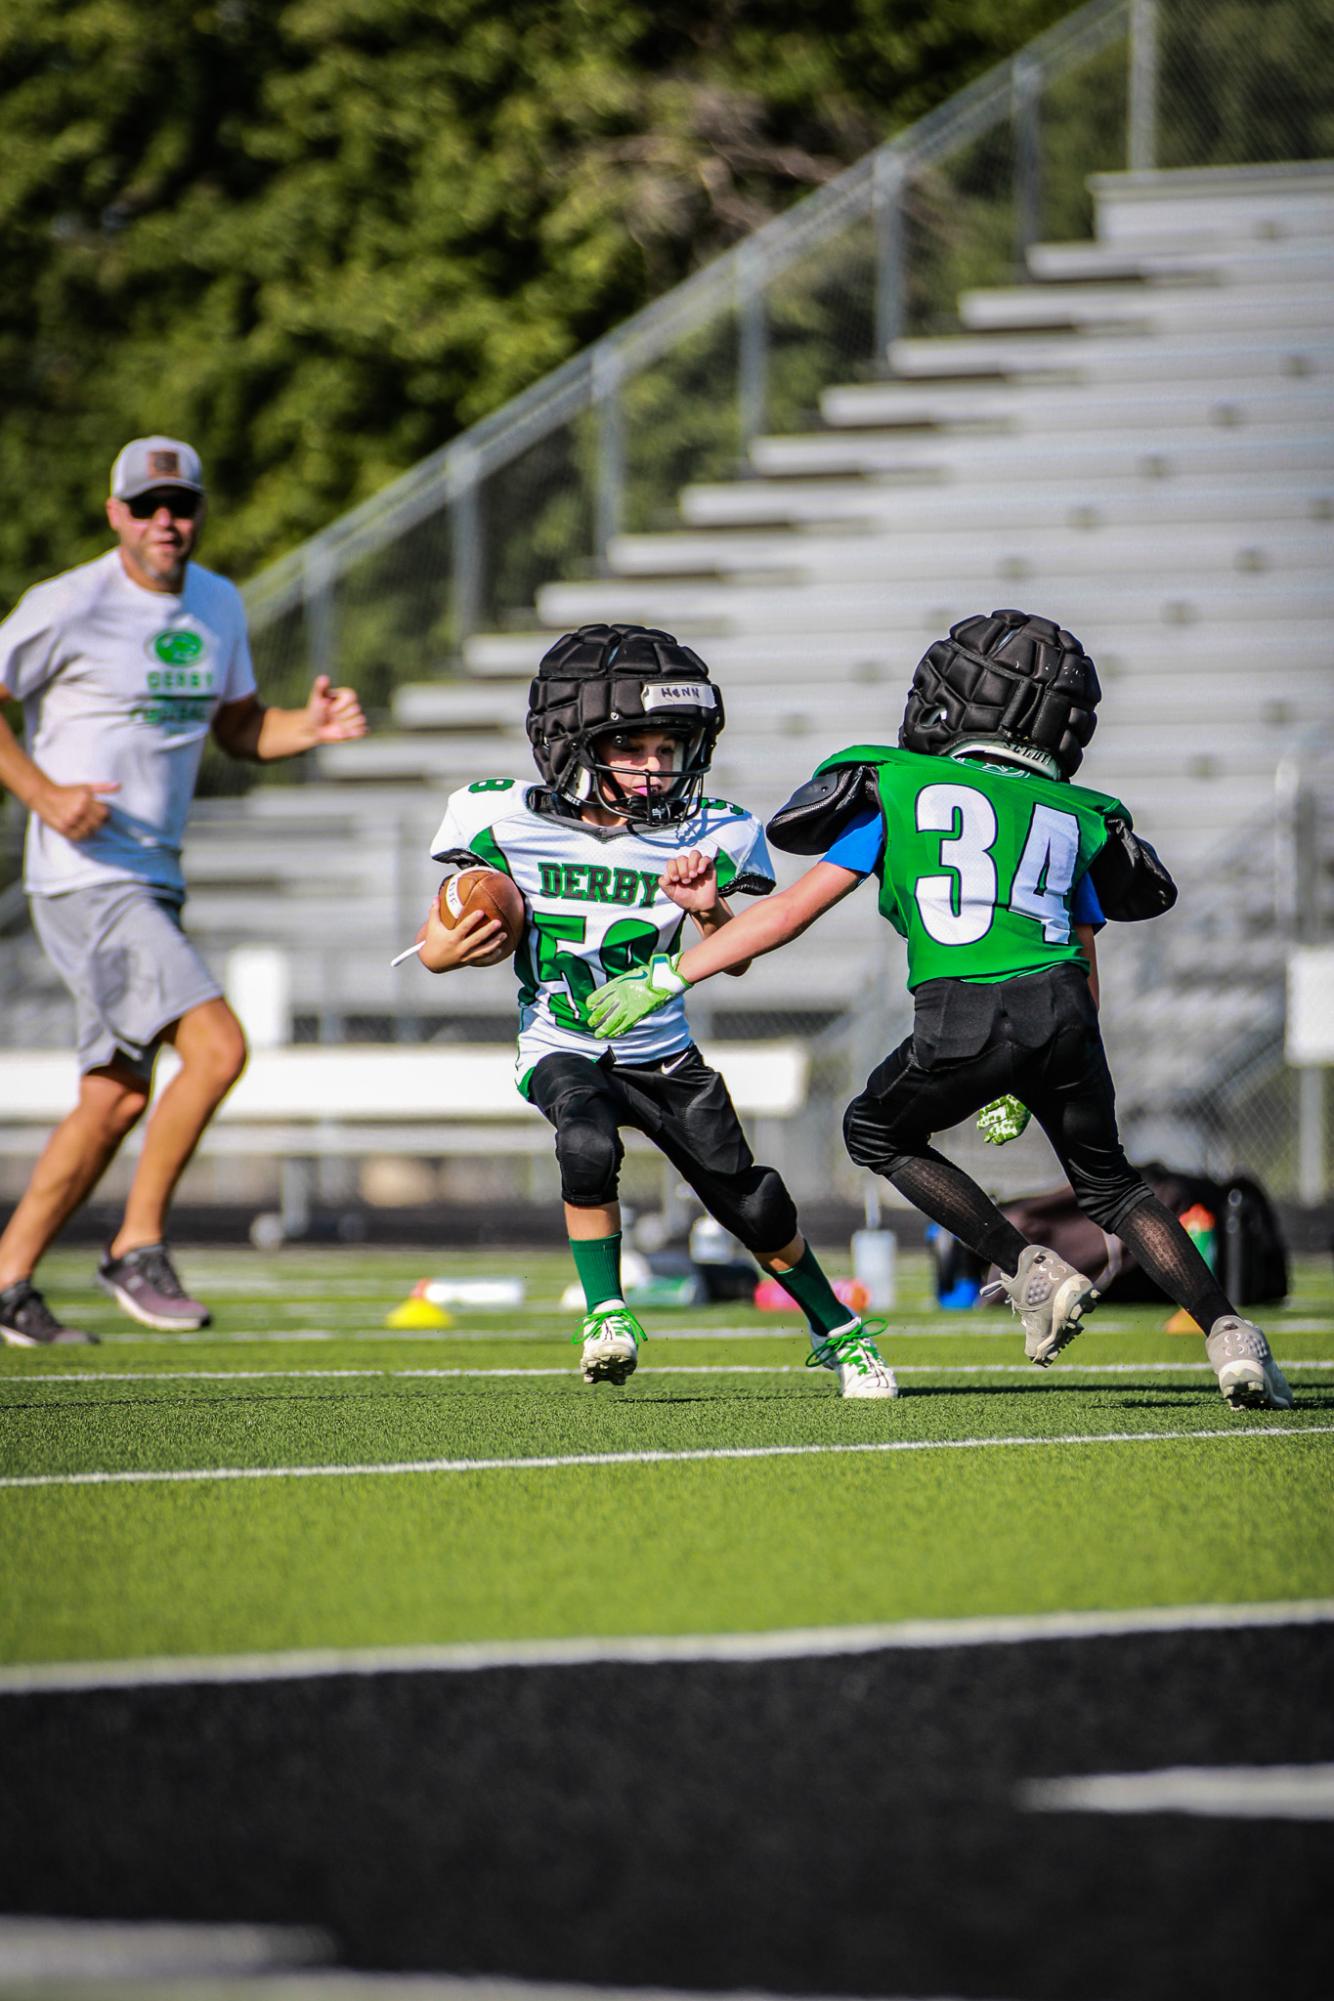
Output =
[{"x1": 584, "y1": 720, "x2": 711, "y2": 827}]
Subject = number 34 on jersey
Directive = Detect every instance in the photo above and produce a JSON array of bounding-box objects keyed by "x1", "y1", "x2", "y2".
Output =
[{"x1": 831, "y1": 747, "x2": 1127, "y2": 989}]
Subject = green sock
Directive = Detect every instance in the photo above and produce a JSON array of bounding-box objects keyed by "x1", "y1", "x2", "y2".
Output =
[
  {"x1": 767, "y1": 1243, "x2": 852, "y2": 1340},
  {"x1": 570, "y1": 1233, "x2": 623, "y2": 1311}
]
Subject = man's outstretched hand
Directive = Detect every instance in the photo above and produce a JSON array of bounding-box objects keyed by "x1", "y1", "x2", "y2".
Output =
[{"x1": 305, "y1": 674, "x2": 366, "y2": 743}]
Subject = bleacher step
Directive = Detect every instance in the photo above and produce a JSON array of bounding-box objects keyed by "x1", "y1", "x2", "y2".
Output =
[
  {"x1": 604, "y1": 525, "x2": 1333, "y2": 585},
  {"x1": 680, "y1": 471, "x2": 1333, "y2": 530}
]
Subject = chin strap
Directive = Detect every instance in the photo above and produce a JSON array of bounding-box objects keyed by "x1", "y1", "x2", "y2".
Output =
[{"x1": 946, "y1": 737, "x2": 1065, "y2": 781}]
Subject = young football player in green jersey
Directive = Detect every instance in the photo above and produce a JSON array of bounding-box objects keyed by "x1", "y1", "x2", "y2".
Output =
[
  {"x1": 416, "y1": 622, "x2": 896, "y2": 1397},
  {"x1": 588, "y1": 609, "x2": 1293, "y2": 1411}
]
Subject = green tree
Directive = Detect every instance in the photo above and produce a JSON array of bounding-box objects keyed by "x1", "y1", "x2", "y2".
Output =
[{"x1": 0, "y1": 0, "x2": 1078, "y2": 606}]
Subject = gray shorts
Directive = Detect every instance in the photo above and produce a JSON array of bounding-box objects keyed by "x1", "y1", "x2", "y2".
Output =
[{"x1": 30, "y1": 880, "x2": 223, "y2": 1079}]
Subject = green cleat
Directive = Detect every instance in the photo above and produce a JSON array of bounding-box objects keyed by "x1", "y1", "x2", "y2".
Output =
[{"x1": 574, "y1": 1300, "x2": 647, "y2": 1386}]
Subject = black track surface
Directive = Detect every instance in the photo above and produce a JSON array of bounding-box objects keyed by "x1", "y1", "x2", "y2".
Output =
[{"x1": 2, "y1": 1625, "x2": 1331, "y2": 1998}]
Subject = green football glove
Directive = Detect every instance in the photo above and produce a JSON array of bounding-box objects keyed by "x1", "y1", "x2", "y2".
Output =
[
  {"x1": 977, "y1": 1095, "x2": 1032, "y2": 1145},
  {"x1": 586, "y1": 952, "x2": 689, "y2": 1039}
]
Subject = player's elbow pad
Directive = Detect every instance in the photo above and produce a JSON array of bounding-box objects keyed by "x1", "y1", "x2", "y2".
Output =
[
  {"x1": 1089, "y1": 819, "x2": 1177, "y2": 921},
  {"x1": 766, "y1": 764, "x2": 879, "y2": 854}
]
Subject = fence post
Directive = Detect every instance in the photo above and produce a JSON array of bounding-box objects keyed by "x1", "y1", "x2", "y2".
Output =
[
  {"x1": 303, "y1": 540, "x2": 337, "y2": 688},
  {"x1": 873, "y1": 147, "x2": 907, "y2": 358},
  {"x1": 1297, "y1": 1067, "x2": 1327, "y2": 1206},
  {"x1": 736, "y1": 239, "x2": 769, "y2": 453},
  {"x1": 1277, "y1": 755, "x2": 1327, "y2": 1202},
  {"x1": 449, "y1": 444, "x2": 482, "y2": 649},
  {"x1": 1013, "y1": 54, "x2": 1042, "y2": 275},
  {"x1": 593, "y1": 341, "x2": 625, "y2": 567},
  {"x1": 1273, "y1": 756, "x2": 1315, "y2": 940},
  {"x1": 1128, "y1": 0, "x2": 1158, "y2": 171}
]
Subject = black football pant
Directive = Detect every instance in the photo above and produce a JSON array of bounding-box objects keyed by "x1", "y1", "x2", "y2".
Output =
[
  {"x1": 843, "y1": 964, "x2": 1154, "y2": 1241},
  {"x1": 530, "y1": 1046, "x2": 799, "y2": 1254},
  {"x1": 845, "y1": 964, "x2": 1239, "y2": 1328}
]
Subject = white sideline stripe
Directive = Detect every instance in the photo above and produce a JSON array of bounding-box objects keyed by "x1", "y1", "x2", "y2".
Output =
[
  {"x1": 0, "y1": 1915, "x2": 328, "y2": 1976},
  {"x1": 0, "y1": 1599, "x2": 1329, "y2": 1697},
  {"x1": 8, "y1": 1358, "x2": 1334, "y2": 1385},
  {"x1": 3, "y1": 1423, "x2": 1331, "y2": 1492},
  {"x1": 1020, "y1": 1762, "x2": 1334, "y2": 1821},
  {"x1": 86, "y1": 1314, "x2": 1334, "y2": 1346},
  {"x1": 0, "y1": 1968, "x2": 988, "y2": 2000}
]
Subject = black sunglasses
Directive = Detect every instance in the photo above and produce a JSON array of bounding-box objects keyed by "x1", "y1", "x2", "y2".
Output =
[{"x1": 125, "y1": 488, "x2": 203, "y2": 520}]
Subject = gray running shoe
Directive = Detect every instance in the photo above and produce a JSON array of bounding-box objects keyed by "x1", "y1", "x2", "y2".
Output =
[
  {"x1": 97, "y1": 1243, "x2": 211, "y2": 1331},
  {"x1": 0, "y1": 1280, "x2": 98, "y2": 1348},
  {"x1": 1206, "y1": 1316, "x2": 1293, "y2": 1410},
  {"x1": 575, "y1": 1301, "x2": 645, "y2": 1385},
  {"x1": 983, "y1": 1243, "x2": 1099, "y2": 1366}
]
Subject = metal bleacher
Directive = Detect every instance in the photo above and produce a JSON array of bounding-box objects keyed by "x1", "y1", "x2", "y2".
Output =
[
  {"x1": 242, "y1": 163, "x2": 1334, "y2": 1073},
  {"x1": 175, "y1": 167, "x2": 1334, "y2": 1068}
]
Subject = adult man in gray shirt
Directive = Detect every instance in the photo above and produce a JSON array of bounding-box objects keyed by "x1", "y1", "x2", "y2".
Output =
[{"x1": 0, "y1": 436, "x2": 366, "y2": 1345}]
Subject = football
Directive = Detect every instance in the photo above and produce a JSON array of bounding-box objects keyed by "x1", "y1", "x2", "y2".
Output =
[{"x1": 437, "y1": 866, "x2": 526, "y2": 962}]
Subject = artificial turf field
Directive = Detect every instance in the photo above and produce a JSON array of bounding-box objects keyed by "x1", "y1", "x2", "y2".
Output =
[{"x1": 1, "y1": 1243, "x2": 1332, "y2": 1999}]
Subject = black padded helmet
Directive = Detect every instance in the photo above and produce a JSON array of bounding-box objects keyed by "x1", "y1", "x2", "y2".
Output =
[
  {"x1": 899, "y1": 609, "x2": 1100, "y2": 779},
  {"x1": 527, "y1": 622, "x2": 724, "y2": 826}
]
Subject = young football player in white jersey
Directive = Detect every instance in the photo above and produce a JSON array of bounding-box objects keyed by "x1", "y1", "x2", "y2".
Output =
[{"x1": 417, "y1": 622, "x2": 896, "y2": 1397}]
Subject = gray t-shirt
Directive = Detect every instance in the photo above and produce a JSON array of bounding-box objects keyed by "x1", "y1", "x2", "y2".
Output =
[{"x1": 0, "y1": 548, "x2": 257, "y2": 894}]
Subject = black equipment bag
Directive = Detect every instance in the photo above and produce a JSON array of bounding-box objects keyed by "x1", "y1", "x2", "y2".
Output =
[{"x1": 944, "y1": 1162, "x2": 1289, "y2": 1307}]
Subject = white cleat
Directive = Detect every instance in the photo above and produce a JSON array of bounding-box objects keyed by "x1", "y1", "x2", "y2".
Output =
[
  {"x1": 1206, "y1": 1316, "x2": 1294, "y2": 1410},
  {"x1": 576, "y1": 1301, "x2": 645, "y2": 1386},
  {"x1": 808, "y1": 1317, "x2": 899, "y2": 1400},
  {"x1": 983, "y1": 1243, "x2": 1099, "y2": 1367}
]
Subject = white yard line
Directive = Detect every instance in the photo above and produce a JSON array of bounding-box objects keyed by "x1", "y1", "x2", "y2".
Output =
[
  {"x1": 0, "y1": 1947, "x2": 943, "y2": 2001},
  {"x1": 6, "y1": 1358, "x2": 1334, "y2": 1385},
  {"x1": 1019, "y1": 1762, "x2": 1334, "y2": 1821},
  {"x1": 0, "y1": 1599, "x2": 1329, "y2": 1697},
  {"x1": 3, "y1": 1423, "x2": 1331, "y2": 1494}
]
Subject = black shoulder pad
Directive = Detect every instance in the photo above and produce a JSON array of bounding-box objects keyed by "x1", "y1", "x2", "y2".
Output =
[
  {"x1": 1088, "y1": 818, "x2": 1177, "y2": 921},
  {"x1": 430, "y1": 845, "x2": 488, "y2": 869},
  {"x1": 766, "y1": 765, "x2": 879, "y2": 855},
  {"x1": 729, "y1": 871, "x2": 775, "y2": 898}
]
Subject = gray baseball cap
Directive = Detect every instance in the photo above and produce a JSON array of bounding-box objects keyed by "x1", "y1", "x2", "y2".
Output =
[{"x1": 109, "y1": 436, "x2": 205, "y2": 500}]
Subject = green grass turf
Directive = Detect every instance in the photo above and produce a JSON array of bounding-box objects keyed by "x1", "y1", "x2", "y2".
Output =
[{"x1": 2, "y1": 1246, "x2": 1331, "y2": 1668}]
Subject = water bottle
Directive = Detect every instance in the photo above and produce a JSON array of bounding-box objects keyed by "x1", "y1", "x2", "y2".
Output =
[{"x1": 852, "y1": 1228, "x2": 897, "y2": 1309}]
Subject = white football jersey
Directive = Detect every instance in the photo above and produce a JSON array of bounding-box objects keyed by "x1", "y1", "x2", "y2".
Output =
[{"x1": 430, "y1": 779, "x2": 775, "y2": 1085}]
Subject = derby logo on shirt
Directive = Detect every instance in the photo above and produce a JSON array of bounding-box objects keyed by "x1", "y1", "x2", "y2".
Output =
[
  {"x1": 133, "y1": 626, "x2": 216, "y2": 732},
  {"x1": 151, "y1": 628, "x2": 205, "y2": 668}
]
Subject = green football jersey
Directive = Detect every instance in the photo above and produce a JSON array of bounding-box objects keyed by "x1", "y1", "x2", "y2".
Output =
[{"x1": 818, "y1": 745, "x2": 1129, "y2": 989}]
